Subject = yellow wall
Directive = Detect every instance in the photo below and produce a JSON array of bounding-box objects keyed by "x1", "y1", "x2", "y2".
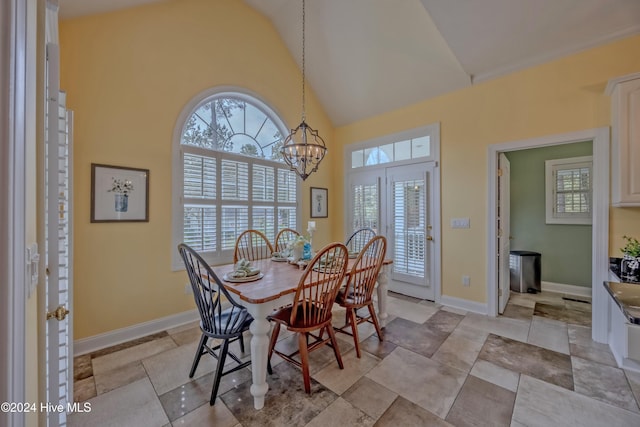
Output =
[
  {"x1": 60, "y1": 0, "x2": 335, "y2": 339},
  {"x1": 61, "y1": 0, "x2": 640, "y2": 339},
  {"x1": 336, "y1": 35, "x2": 640, "y2": 303}
]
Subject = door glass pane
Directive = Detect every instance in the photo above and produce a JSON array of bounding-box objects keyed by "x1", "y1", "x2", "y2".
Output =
[
  {"x1": 352, "y1": 182, "x2": 378, "y2": 233},
  {"x1": 411, "y1": 136, "x2": 430, "y2": 158},
  {"x1": 351, "y1": 150, "x2": 364, "y2": 168},
  {"x1": 394, "y1": 140, "x2": 411, "y2": 161},
  {"x1": 393, "y1": 179, "x2": 425, "y2": 277}
]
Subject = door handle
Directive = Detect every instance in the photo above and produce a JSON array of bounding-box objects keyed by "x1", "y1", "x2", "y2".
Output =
[{"x1": 47, "y1": 305, "x2": 69, "y2": 322}]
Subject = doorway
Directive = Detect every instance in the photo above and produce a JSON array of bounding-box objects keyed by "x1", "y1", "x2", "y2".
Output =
[
  {"x1": 347, "y1": 162, "x2": 440, "y2": 301},
  {"x1": 487, "y1": 128, "x2": 610, "y2": 343}
]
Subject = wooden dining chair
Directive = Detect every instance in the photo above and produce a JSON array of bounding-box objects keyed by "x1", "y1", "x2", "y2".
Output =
[
  {"x1": 233, "y1": 229, "x2": 274, "y2": 263},
  {"x1": 267, "y1": 242, "x2": 349, "y2": 393},
  {"x1": 345, "y1": 227, "x2": 377, "y2": 254},
  {"x1": 274, "y1": 228, "x2": 301, "y2": 252},
  {"x1": 178, "y1": 243, "x2": 253, "y2": 405},
  {"x1": 334, "y1": 235, "x2": 387, "y2": 358}
]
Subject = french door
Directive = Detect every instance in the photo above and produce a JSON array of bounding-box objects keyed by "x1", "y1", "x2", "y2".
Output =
[
  {"x1": 43, "y1": 42, "x2": 73, "y2": 427},
  {"x1": 347, "y1": 162, "x2": 437, "y2": 300}
]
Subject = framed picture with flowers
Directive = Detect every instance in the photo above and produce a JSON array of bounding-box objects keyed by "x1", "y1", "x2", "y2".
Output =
[{"x1": 91, "y1": 163, "x2": 149, "y2": 222}]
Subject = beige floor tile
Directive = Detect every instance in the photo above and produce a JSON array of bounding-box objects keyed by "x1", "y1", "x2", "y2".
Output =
[
  {"x1": 527, "y1": 316, "x2": 569, "y2": 354},
  {"x1": 169, "y1": 326, "x2": 203, "y2": 347},
  {"x1": 94, "y1": 361, "x2": 147, "y2": 395},
  {"x1": 572, "y1": 356, "x2": 639, "y2": 412},
  {"x1": 386, "y1": 296, "x2": 439, "y2": 324},
  {"x1": 366, "y1": 347, "x2": 466, "y2": 418},
  {"x1": 458, "y1": 312, "x2": 531, "y2": 343},
  {"x1": 313, "y1": 349, "x2": 380, "y2": 394},
  {"x1": 375, "y1": 396, "x2": 453, "y2": 427},
  {"x1": 431, "y1": 330, "x2": 484, "y2": 372},
  {"x1": 445, "y1": 375, "x2": 515, "y2": 427},
  {"x1": 92, "y1": 337, "x2": 177, "y2": 376},
  {"x1": 142, "y1": 343, "x2": 218, "y2": 395},
  {"x1": 171, "y1": 399, "x2": 239, "y2": 427},
  {"x1": 341, "y1": 377, "x2": 397, "y2": 421},
  {"x1": 68, "y1": 378, "x2": 169, "y2": 427},
  {"x1": 625, "y1": 369, "x2": 640, "y2": 408},
  {"x1": 568, "y1": 324, "x2": 618, "y2": 367},
  {"x1": 469, "y1": 359, "x2": 520, "y2": 392},
  {"x1": 512, "y1": 375, "x2": 640, "y2": 427},
  {"x1": 304, "y1": 397, "x2": 374, "y2": 427}
]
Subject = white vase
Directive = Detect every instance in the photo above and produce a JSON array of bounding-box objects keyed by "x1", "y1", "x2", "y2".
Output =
[{"x1": 292, "y1": 246, "x2": 303, "y2": 261}]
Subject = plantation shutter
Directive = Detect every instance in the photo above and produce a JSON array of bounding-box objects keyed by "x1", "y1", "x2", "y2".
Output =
[
  {"x1": 393, "y1": 179, "x2": 426, "y2": 277},
  {"x1": 183, "y1": 153, "x2": 217, "y2": 252}
]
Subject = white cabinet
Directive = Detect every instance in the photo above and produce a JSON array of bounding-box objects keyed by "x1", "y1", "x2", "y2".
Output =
[{"x1": 606, "y1": 73, "x2": 640, "y2": 207}]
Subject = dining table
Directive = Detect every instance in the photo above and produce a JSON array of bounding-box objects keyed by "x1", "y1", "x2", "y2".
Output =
[{"x1": 214, "y1": 256, "x2": 393, "y2": 410}]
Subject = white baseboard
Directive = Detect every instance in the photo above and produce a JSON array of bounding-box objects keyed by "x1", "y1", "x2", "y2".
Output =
[
  {"x1": 541, "y1": 281, "x2": 591, "y2": 298},
  {"x1": 439, "y1": 295, "x2": 488, "y2": 316},
  {"x1": 74, "y1": 309, "x2": 199, "y2": 356}
]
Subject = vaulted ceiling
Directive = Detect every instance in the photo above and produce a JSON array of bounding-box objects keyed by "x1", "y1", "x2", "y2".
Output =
[{"x1": 59, "y1": 0, "x2": 640, "y2": 126}]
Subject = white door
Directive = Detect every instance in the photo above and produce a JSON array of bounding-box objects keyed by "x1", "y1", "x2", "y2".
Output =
[
  {"x1": 44, "y1": 43, "x2": 73, "y2": 426},
  {"x1": 498, "y1": 153, "x2": 511, "y2": 313},
  {"x1": 386, "y1": 164, "x2": 435, "y2": 300},
  {"x1": 346, "y1": 170, "x2": 381, "y2": 236}
]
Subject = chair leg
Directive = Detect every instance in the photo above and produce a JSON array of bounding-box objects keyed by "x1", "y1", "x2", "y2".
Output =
[
  {"x1": 210, "y1": 339, "x2": 229, "y2": 406},
  {"x1": 347, "y1": 309, "x2": 361, "y2": 358},
  {"x1": 298, "y1": 332, "x2": 312, "y2": 394},
  {"x1": 238, "y1": 331, "x2": 245, "y2": 353},
  {"x1": 326, "y1": 325, "x2": 344, "y2": 370},
  {"x1": 189, "y1": 334, "x2": 207, "y2": 378},
  {"x1": 367, "y1": 303, "x2": 384, "y2": 342},
  {"x1": 268, "y1": 323, "x2": 281, "y2": 363}
]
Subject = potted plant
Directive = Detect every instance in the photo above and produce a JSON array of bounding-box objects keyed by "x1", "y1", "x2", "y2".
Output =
[{"x1": 620, "y1": 235, "x2": 640, "y2": 282}]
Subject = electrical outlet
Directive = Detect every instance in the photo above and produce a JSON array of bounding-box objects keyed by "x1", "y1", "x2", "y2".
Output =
[
  {"x1": 462, "y1": 275, "x2": 470, "y2": 287},
  {"x1": 184, "y1": 283, "x2": 193, "y2": 295}
]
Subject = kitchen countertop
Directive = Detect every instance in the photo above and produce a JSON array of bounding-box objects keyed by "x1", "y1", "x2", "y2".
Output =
[{"x1": 604, "y1": 281, "x2": 640, "y2": 325}]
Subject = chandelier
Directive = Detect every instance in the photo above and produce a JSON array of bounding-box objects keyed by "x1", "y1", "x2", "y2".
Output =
[{"x1": 280, "y1": 0, "x2": 327, "y2": 181}]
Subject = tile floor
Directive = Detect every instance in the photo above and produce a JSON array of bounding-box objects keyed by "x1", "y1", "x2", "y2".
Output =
[{"x1": 70, "y1": 291, "x2": 640, "y2": 426}]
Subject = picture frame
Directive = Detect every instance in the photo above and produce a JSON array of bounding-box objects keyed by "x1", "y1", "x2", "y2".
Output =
[
  {"x1": 310, "y1": 187, "x2": 328, "y2": 218},
  {"x1": 91, "y1": 163, "x2": 149, "y2": 223}
]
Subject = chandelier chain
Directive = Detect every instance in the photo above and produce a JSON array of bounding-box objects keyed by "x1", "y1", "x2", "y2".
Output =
[{"x1": 301, "y1": 0, "x2": 306, "y2": 122}]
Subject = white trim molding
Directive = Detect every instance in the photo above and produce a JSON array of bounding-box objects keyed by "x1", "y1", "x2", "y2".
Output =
[
  {"x1": 74, "y1": 309, "x2": 200, "y2": 356},
  {"x1": 541, "y1": 281, "x2": 592, "y2": 298},
  {"x1": 439, "y1": 295, "x2": 488, "y2": 316},
  {"x1": 1, "y1": 1, "x2": 27, "y2": 426},
  {"x1": 486, "y1": 128, "x2": 609, "y2": 344}
]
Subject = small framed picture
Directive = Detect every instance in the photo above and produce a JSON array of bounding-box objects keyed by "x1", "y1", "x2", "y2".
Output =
[
  {"x1": 310, "y1": 187, "x2": 328, "y2": 218},
  {"x1": 91, "y1": 163, "x2": 149, "y2": 223}
]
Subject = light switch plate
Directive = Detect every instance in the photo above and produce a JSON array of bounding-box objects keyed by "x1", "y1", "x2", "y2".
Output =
[{"x1": 451, "y1": 218, "x2": 470, "y2": 229}]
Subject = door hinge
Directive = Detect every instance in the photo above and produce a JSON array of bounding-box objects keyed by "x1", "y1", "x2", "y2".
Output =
[
  {"x1": 497, "y1": 168, "x2": 503, "y2": 177},
  {"x1": 499, "y1": 288, "x2": 503, "y2": 297}
]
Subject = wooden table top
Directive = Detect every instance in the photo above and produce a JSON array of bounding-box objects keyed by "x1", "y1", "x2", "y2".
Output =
[{"x1": 214, "y1": 257, "x2": 392, "y2": 304}]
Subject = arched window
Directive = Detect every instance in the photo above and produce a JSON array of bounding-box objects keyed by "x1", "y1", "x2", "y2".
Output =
[{"x1": 173, "y1": 90, "x2": 298, "y2": 267}]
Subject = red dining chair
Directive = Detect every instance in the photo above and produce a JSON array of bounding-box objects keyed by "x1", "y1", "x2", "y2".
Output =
[
  {"x1": 274, "y1": 228, "x2": 300, "y2": 252},
  {"x1": 267, "y1": 242, "x2": 349, "y2": 393},
  {"x1": 334, "y1": 235, "x2": 386, "y2": 358},
  {"x1": 233, "y1": 229, "x2": 274, "y2": 263}
]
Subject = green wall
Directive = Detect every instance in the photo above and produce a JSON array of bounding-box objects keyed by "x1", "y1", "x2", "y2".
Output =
[{"x1": 506, "y1": 141, "x2": 593, "y2": 287}]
